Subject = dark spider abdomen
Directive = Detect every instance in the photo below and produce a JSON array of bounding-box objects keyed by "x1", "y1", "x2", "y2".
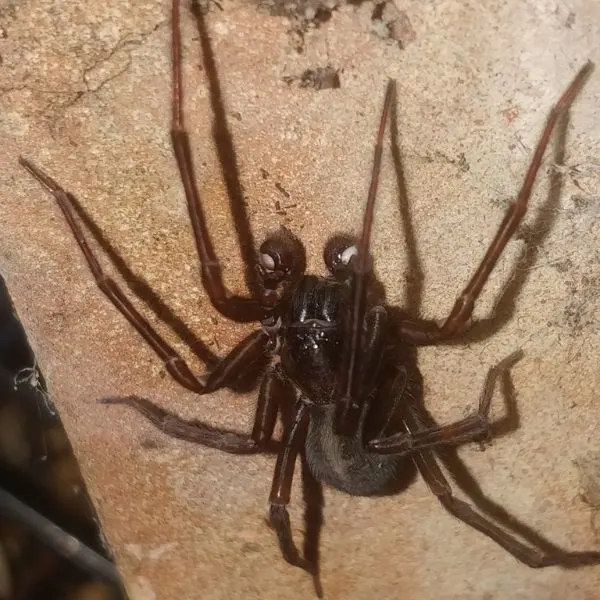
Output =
[{"x1": 305, "y1": 405, "x2": 405, "y2": 496}]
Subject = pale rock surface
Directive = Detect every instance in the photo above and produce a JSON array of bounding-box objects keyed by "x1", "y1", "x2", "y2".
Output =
[{"x1": 1, "y1": 1, "x2": 599, "y2": 599}]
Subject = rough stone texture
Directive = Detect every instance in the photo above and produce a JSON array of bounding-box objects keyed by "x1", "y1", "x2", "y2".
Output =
[{"x1": 1, "y1": 1, "x2": 600, "y2": 599}]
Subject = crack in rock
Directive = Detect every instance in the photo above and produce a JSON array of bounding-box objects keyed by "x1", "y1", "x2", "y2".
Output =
[{"x1": 2, "y1": 19, "x2": 167, "y2": 126}]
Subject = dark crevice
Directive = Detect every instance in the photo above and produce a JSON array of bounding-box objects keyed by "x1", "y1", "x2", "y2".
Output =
[{"x1": 0, "y1": 275, "x2": 128, "y2": 600}]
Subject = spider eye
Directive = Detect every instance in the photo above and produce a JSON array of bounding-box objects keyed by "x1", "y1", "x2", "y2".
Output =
[
  {"x1": 258, "y1": 227, "x2": 306, "y2": 281},
  {"x1": 260, "y1": 252, "x2": 276, "y2": 271},
  {"x1": 323, "y1": 234, "x2": 359, "y2": 278},
  {"x1": 340, "y1": 245, "x2": 358, "y2": 265}
]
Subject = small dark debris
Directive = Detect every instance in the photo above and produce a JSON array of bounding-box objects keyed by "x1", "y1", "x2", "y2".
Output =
[
  {"x1": 371, "y1": 2, "x2": 385, "y2": 20},
  {"x1": 283, "y1": 66, "x2": 341, "y2": 90},
  {"x1": 552, "y1": 258, "x2": 574, "y2": 274},
  {"x1": 231, "y1": 111, "x2": 242, "y2": 121},
  {"x1": 275, "y1": 182, "x2": 290, "y2": 198},
  {"x1": 457, "y1": 152, "x2": 470, "y2": 173},
  {"x1": 572, "y1": 194, "x2": 592, "y2": 210},
  {"x1": 241, "y1": 541, "x2": 262, "y2": 554},
  {"x1": 140, "y1": 438, "x2": 161, "y2": 450},
  {"x1": 489, "y1": 196, "x2": 513, "y2": 209},
  {"x1": 565, "y1": 11, "x2": 576, "y2": 29},
  {"x1": 259, "y1": 0, "x2": 414, "y2": 53},
  {"x1": 258, "y1": 0, "x2": 338, "y2": 24},
  {"x1": 260, "y1": 167, "x2": 270, "y2": 179},
  {"x1": 431, "y1": 150, "x2": 470, "y2": 173},
  {"x1": 582, "y1": 273, "x2": 600, "y2": 291},
  {"x1": 310, "y1": 6, "x2": 334, "y2": 24},
  {"x1": 208, "y1": 335, "x2": 221, "y2": 351},
  {"x1": 275, "y1": 199, "x2": 297, "y2": 216},
  {"x1": 288, "y1": 25, "x2": 306, "y2": 54},
  {"x1": 563, "y1": 303, "x2": 583, "y2": 330}
]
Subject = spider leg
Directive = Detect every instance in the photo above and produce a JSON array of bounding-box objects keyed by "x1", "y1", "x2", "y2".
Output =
[
  {"x1": 407, "y1": 408, "x2": 600, "y2": 567},
  {"x1": 398, "y1": 62, "x2": 593, "y2": 345},
  {"x1": 336, "y1": 305, "x2": 389, "y2": 438},
  {"x1": 100, "y1": 366, "x2": 289, "y2": 453},
  {"x1": 301, "y1": 453, "x2": 325, "y2": 599},
  {"x1": 19, "y1": 158, "x2": 269, "y2": 395},
  {"x1": 65, "y1": 188, "x2": 218, "y2": 368},
  {"x1": 334, "y1": 305, "x2": 389, "y2": 440},
  {"x1": 337, "y1": 81, "x2": 396, "y2": 435},
  {"x1": 374, "y1": 364, "x2": 408, "y2": 439},
  {"x1": 171, "y1": 0, "x2": 272, "y2": 323},
  {"x1": 368, "y1": 350, "x2": 522, "y2": 455},
  {"x1": 188, "y1": 0, "x2": 261, "y2": 299},
  {"x1": 268, "y1": 401, "x2": 314, "y2": 580},
  {"x1": 360, "y1": 306, "x2": 389, "y2": 390}
]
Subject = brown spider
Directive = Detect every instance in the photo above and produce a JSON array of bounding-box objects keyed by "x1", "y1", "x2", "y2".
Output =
[{"x1": 20, "y1": 0, "x2": 598, "y2": 596}]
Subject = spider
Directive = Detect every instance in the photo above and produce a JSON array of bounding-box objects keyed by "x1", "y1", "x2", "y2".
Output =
[{"x1": 20, "y1": 0, "x2": 599, "y2": 596}]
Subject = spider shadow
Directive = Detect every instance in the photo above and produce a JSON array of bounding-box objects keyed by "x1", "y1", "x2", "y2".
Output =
[
  {"x1": 390, "y1": 90, "x2": 580, "y2": 554},
  {"x1": 191, "y1": 1, "x2": 259, "y2": 296}
]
